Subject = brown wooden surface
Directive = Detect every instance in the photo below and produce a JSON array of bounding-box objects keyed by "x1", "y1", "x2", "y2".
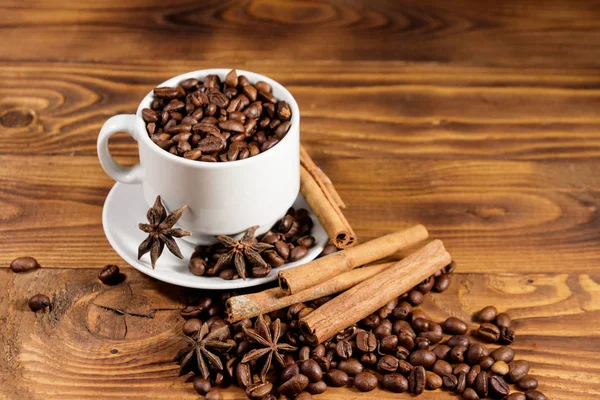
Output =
[{"x1": 1, "y1": 0, "x2": 600, "y2": 399}]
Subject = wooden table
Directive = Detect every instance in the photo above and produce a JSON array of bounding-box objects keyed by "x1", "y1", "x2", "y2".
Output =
[{"x1": 1, "y1": 1, "x2": 599, "y2": 399}]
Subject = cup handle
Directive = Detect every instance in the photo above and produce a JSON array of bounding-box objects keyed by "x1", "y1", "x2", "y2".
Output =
[{"x1": 97, "y1": 115, "x2": 144, "y2": 184}]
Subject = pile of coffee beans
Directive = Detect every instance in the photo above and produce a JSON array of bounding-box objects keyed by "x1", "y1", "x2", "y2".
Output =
[
  {"x1": 142, "y1": 69, "x2": 292, "y2": 162},
  {"x1": 189, "y1": 207, "x2": 316, "y2": 279}
]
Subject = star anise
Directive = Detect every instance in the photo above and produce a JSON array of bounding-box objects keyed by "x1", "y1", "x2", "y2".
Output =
[
  {"x1": 174, "y1": 323, "x2": 235, "y2": 378},
  {"x1": 241, "y1": 314, "x2": 297, "y2": 381},
  {"x1": 138, "y1": 195, "x2": 192, "y2": 269},
  {"x1": 214, "y1": 226, "x2": 273, "y2": 279}
]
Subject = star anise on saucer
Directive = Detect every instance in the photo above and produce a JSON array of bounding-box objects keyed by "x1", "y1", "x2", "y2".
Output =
[
  {"x1": 174, "y1": 323, "x2": 235, "y2": 378},
  {"x1": 138, "y1": 195, "x2": 192, "y2": 269},
  {"x1": 214, "y1": 226, "x2": 273, "y2": 279},
  {"x1": 241, "y1": 314, "x2": 297, "y2": 381}
]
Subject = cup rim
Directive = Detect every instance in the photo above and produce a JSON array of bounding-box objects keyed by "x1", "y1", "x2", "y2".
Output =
[{"x1": 135, "y1": 68, "x2": 300, "y2": 169}]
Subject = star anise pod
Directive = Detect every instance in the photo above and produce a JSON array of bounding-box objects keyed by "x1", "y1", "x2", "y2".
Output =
[
  {"x1": 241, "y1": 314, "x2": 297, "y2": 381},
  {"x1": 174, "y1": 322, "x2": 235, "y2": 378},
  {"x1": 138, "y1": 195, "x2": 192, "y2": 269},
  {"x1": 214, "y1": 226, "x2": 273, "y2": 279}
]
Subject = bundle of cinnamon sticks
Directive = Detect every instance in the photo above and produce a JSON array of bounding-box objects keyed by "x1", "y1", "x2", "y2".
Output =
[{"x1": 226, "y1": 147, "x2": 453, "y2": 344}]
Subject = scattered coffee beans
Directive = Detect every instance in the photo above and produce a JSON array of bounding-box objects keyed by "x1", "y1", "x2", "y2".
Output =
[
  {"x1": 525, "y1": 389, "x2": 547, "y2": 400},
  {"x1": 517, "y1": 375, "x2": 539, "y2": 391},
  {"x1": 10, "y1": 256, "x2": 40, "y2": 273},
  {"x1": 477, "y1": 306, "x2": 498, "y2": 322},
  {"x1": 28, "y1": 294, "x2": 51, "y2": 311},
  {"x1": 98, "y1": 264, "x2": 122, "y2": 285}
]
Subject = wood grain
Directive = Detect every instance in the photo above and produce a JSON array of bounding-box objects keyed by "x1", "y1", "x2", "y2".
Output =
[
  {"x1": 0, "y1": 269, "x2": 597, "y2": 399},
  {"x1": 2, "y1": 61, "x2": 600, "y2": 160},
  {"x1": 2, "y1": 0, "x2": 600, "y2": 68}
]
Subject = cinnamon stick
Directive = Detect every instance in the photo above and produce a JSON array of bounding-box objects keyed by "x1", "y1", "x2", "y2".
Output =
[
  {"x1": 300, "y1": 165, "x2": 355, "y2": 249},
  {"x1": 278, "y1": 224, "x2": 429, "y2": 295},
  {"x1": 300, "y1": 145, "x2": 345, "y2": 208},
  {"x1": 299, "y1": 240, "x2": 451, "y2": 344},
  {"x1": 226, "y1": 262, "x2": 395, "y2": 322}
]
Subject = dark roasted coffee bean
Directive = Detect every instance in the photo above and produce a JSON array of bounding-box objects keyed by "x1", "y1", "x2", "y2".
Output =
[
  {"x1": 277, "y1": 101, "x2": 292, "y2": 120},
  {"x1": 495, "y1": 312, "x2": 512, "y2": 328},
  {"x1": 380, "y1": 335, "x2": 398, "y2": 352},
  {"x1": 407, "y1": 290, "x2": 424, "y2": 306},
  {"x1": 290, "y1": 246, "x2": 308, "y2": 262},
  {"x1": 433, "y1": 344, "x2": 451, "y2": 361},
  {"x1": 443, "y1": 316, "x2": 468, "y2": 335},
  {"x1": 205, "y1": 389, "x2": 222, "y2": 400},
  {"x1": 391, "y1": 301, "x2": 412, "y2": 320},
  {"x1": 318, "y1": 243, "x2": 338, "y2": 258},
  {"x1": 193, "y1": 376, "x2": 212, "y2": 395},
  {"x1": 467, "y1": 365, "x2": 481, "y2": 387},
  {"x1": 374, "y1": 323, "x2": 392, "y2": 339},
  {"x1": 274, "y1": 241, "x2": 290, "y2": 261},
  {"x1": 442, "y1": 373, "x2": 458, "y2": 390},
  {"x1": 448, "y1": 335, "x2": 471, "y2": 347},
  {"x1": 182, "y1": 318, "x2": 202, "y2": 336},
  {"x1": 279, "y1": 374, "x2": 309, "y2": 397},
  {"x1": 412, "y1": 318, "x2": 430, "y2": 333},
  {"x1": 336, "y1": 340, "x2": 352, "y2": 359},
  {"x1": 426, "y1": 371, "x2": 443, "y2": 390},
  {"x1": 525, "y1": 389, "x2": 547, "y2": 400},
  {"x1": 408, "y1": 365, "x2": 426, "y2": 394},
  {"x1": 154, "y1": 87, "x2": 179, "y2": 99},
  {"x1": 517, "y1": 375, "x2": 538, "y2": 391},
  {"x1": 306, "y1": 380, "x2": 327, "y2": 395},
  {"x1": 414, "y1": 337, "x2": 430, "y2": 349},
  {"x1": 296, "y1": 235, "x2": 315, "y2": 248},
  {"x1": 507, "y1": 360, "x2": 530, "y2": 383},
  {"x1": 245, "y1": 381, "x2": 272, "y2": 399},
  {"x1": 261, "y1": 136, "x2": 279, "y2": 151},
  {"x1": 326, "y1": 369, "x2": 348, "y2": 387},
  {"x1": 142, "y1": 108, "x2": 159, "y2": 123},
  {"x1": 98, "y1": 264, "x2": 121, "y2": 284},
  {"x1": 278, "y1": 214, "x2": 294, "y2": 233},
  {"x1": 275, "y1": 121, "x2": 291, "y2": 139},
  {"x1": 189, "y1": 258, "x2": 206, "y2": 276},
  {"x1": 378, "y1": 355, "x2": 399, "y2": 372},
  {"x1": 301, "y1": 359, "x2": 323, "y2": 382},
  {"x1": 299, "y1": 346, "x2": 311, "y2": 361},
  {"x1": 263, "y1": 250, "x2": 285, "y2": 268},
  {"x1": 477, "y1": 306, "x2": 498, "y2": 322},
  {"x1": 491, "y1": 346, "x2": 515, "y2": 363},
  {"x1": 456, "y1": 371, "x2": 467, "y2": 394},
  {"x1": 361, "y1": 314, "x2": 380, "y2": 330},
  {"x1": 419, "y1": 330, "x2": 442, "y2": 344},
  {"x1": 294, "y1": 392, "x2": 312, "y2": 400},
  {"x1": 28, "y1": 294, "x2": 51, "y2": 312},
  {"x1": 356, "y1": 330, "x2": 377, "y2": 353},
  {"x1": 474, "y1": 371, "x2": 488, "y2": 397},
  {"x1": 360, "y1": 353, "x2": 377, "y2": 366},
  {"x1": 397, "y1": 332, "x2": 415, "y2": 350},
  {"x1": 382, "y1": 373, "x2": 408, "y2": 392},
  {"x1": 477, "y1": 323, "x2": 501, "y2": 342},
  {"x1": 434, "y1": 274, "x2": 451, "y2": 292},
  {"x1": 337, "y1": 358, "x2": 363, "y2": 376},
  {"x1": 281, "y1": 363, "x2": 300, "y2": 382},
  {"x1": 164, "y1": 99, "x2": 185, "y2": 113},
  {"x1": 467, "y1": 343, "x2": 489, "y2": 365},
  {"x1": 218, "y1": 119, "x2": 245, "y2": 133},
  {"x1": 506, "y1": 394, "x2": 527, "y2": 400},
  {"x1": 219, "y1": 268, "x2": 236, "y2": 280},
  {"x1": 10, "y1": 256, "x2": 42, "y2": 273},
  {"x1": 489, "y1": 375, "x2": 510, "y2": 398},
  {"x1": 395, "y1": 346, "x2": 410, "y2": 360},
  {"x1": 432, "y1": 360, "x2": 452, "y2": 377},
  {"x1": 462, "y1": 387, "x2": 479, "y2": 400},
  {"x1": 417, "y1": 276, "x2": 435, "y2": 293},
  {"x1": 480, "y1": 356, "x2": 495, "y2": 370},
  {"x1": 409, "y1": 349, "x2": 436, "y2": 368},
  {"x1": 499, "y1": 326, "x2": 516, "y2": 344},
  {"x1": 354, "y1": 371, "x2": 378, "y2": 392},
  {"x1": 242, "y1": 85, "x2": 258, "y2": 102},
  {"x1": 450, "y1": 344, "x2": 468, "y2": 363},
  {"x1": 454, "y1": 363, "x2": 471, "y2": 375},
  {"x1": 397, "y1": 359, "x2": 413, "y2": 375}
]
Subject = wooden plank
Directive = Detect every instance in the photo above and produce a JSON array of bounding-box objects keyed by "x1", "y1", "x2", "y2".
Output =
[
  {"x1": 1, "y1": 155, "x2": 599, "y2": 272},
  {"x1": 1, "y1": 1, "x2": 600, "y2": 68},
  {"x1": 1, "y1": 61, "x2": 600, "y2": 160},
  {"x1": 0, "y1": 269, "x2": 597, "y2": 399}
]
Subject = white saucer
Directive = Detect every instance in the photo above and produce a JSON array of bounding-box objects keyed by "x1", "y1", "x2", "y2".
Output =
[{"x1": 102, "y1": 182, "x2": 327, "y2": 289}]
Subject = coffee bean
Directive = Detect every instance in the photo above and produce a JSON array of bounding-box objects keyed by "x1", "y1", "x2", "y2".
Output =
[
  {"x1": 360, "y1": 353, "x2": 377, "y2": 366},
  {"x1": 294, "y1": 392, "x2": 312, "y2": 400},
  {"x1": 335, "y1": 340, "x2": 352, "y2": 359},
  {"x1": 290, "y1": 246, "x2": 308, "y2": 262},
  {"x1": 506, "y1": 394, "x2": 527, "y2": 400},
  {"x1": 337, "y1": 358, "x2": 363, "y2": 376},
  {"x1": 382, "y1": 373, "x2": 408, "y2": 393},
  {"x1": 380, "y1": 335, "x2": 398, "y2": 352},
  {"x1": 500, "y1": 326, "x2": 516, "y2": 344},
  {"x1": 318, "y1": 243, "x2": 338, "y2": 258},
  {"x1": 392, "y1": 301, "x2": 412, "y2": 320},
  {"x1": 525, "y1": 389, "x2": 547, "y2": 400},
  {"x1": 495, "y1": 312, "x2": 512, "y2": 328},
  {"x1": 193, "y1": 376, "x2": 212, "y2": 395},
  {"x1": 448, "y1": 335, "x2": 471, "y2": 347},
  {"x1": 432, "y1": 360, "x2": 452, "y2": 377},
  {"x1": 433, "y1": 344, "x2": 451, "y2": 361},
  {"x1": 467, "y1": 343, "x2": 489, "y2": 365},
  {"x1": 507, "y1": 360, "x2": 530, "y2": 383},
  {"x1": 451, "y1": 345, "x2": 468, "y2": 363},
  {"x1": 296, "y1": 235, "x2": 316, "y2": 248},
  {"x1": 374, "y1": 322, "x2": 392, "y2": 339},
  {"x1": 491, "y1": 360, "x2": 509, "y2": 375},
  {"x1": 98, "y1": 264, "x2": 122, "y2": 285},
  {"x1": 409, "y1": 349, "x2": 436, "y2": 368},
  {"x1": 489, "y1": 375, "x2": 510, "y2": 398},
  {"x1": 378, "y1": 355, "x2": 399, "y2": 372},
  {"x1": 325, "y1": 369, "x2": 348, "y2": 387},
  {"x1": 477, "y1": 306, "x2": 498, "y2": 322},
  {"x1": 235, "y1": 362, "x2": 252, "y2": 388},
  {"x1": 397, "y1": 359, "x2": 413, "y2": 375},
  {"x1": 28, "y1": 294, "x2": 51, "y2": 312},
  {"x1": 517, "y1": 375, "x2": 539, "y2": 391},
  {"x1": 475, "y1": 371, "x2": 488, "y2": 397},
  {"x1": 477, "y1": 323, "x2": 501, "y2": 342},
  {"x1": 454, "y1": 363, "x2": 471, "y2": 375},
  {"x1": 479, "y1": 356, "x2": 495, "y2": 370},
  {"x1": 356, "y1": 330, "x2": 377, "y2": 353},
  {"x1": 426, "y1": 371, "x2": 443, "y2": 390},
  {"x1": 280, "y1": 362, "x2": 300, "y2": 383},
  {"x1": 299, "y1": 346, "x2": 311, "y2": 361},
  {"x1": 205, "y1": 389, "x2": 222, "y2": 400},
  {"x1": 443, "y1": 316, "x2": 468, "y2": 335},
  {"x1": 188, "y1": 258, "x2": 206, "y2": 276},
  {"x1": 407, "y1": 290, "x2": 424, "y2": 306},
  {"x1": 246, "y1": 381, "x2": 273, "y2": 399},
  {"x1": 263, "y1": 250, "x2": 285, "y2": 268},
  {"x1": 462, "y1": 387, "x2": 479, "y2": 400},
  {"x1": 491, "y1": 346, "x2": 515, "y2": 363},
  {"x1": 279, "y1": 374, "x2": 309, "y2": 397},
  {"x1": 467, "y1": 365, "x2": 481, "y2": 387},
  {"x1": 300, "y1": 359, "x2": 323, "y2": 382},
  {"x1": 408, "y1": 365, "x2": 426, "y2": 394},
  {"x1": 305, "y1": 380, "x2": 327, "y2": 395},
  {"x1": 434, "y1": 274, "x2": 451, "y2": 292},
  {"x1": 354, "y1": 371, "x2": 378, "y2": 392},
  {"x1": 442, "y1": 374, "x2": 458, "y2": 390},
  {"x1": 154, "y1": 87, "x2": 179, "y2": 99},
  {"x1": 182, "y1": 318, "x2": 202, "y2": 336},
  {"x1": 10, "y1": 256, "x2": 40, "y2": 273},
  {"x1": 456, "y1": 371, "x2": 467, "y2": 394}
]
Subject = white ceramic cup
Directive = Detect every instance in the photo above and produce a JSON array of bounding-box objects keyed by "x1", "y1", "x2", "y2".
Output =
[{"x1": 97, "y1": 69, "x2": 300, "y2": 244}]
